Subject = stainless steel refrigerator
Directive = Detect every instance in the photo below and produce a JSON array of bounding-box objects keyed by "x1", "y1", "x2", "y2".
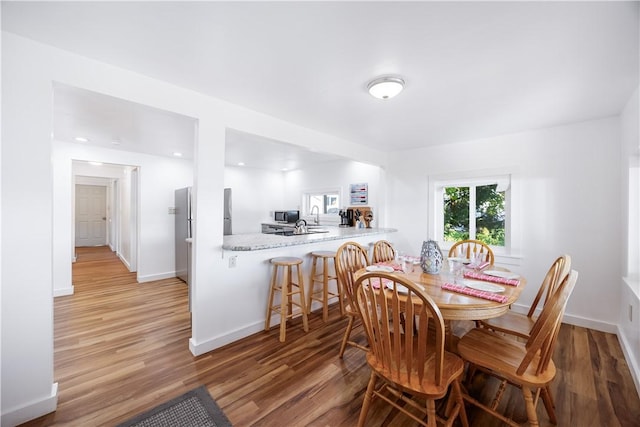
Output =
[
  {"x1": 224, "y1": 188, "x2": 232, "y2": 235},
  {"x1": 175, "y1": 187, "x2": 192, "y2": 291}
]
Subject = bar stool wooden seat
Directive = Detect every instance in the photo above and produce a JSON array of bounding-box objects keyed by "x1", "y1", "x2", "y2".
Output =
[
  {"x1": 265, "y1": 256, "x2": 309, "y2": 342},
  {"x1": 306, "y1": 251, "x2": 343, "y2": 322}
]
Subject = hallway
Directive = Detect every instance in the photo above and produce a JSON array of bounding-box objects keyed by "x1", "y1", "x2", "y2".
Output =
[{"x1": 28, "y1": 246, "x2": 192, "y2": 425}]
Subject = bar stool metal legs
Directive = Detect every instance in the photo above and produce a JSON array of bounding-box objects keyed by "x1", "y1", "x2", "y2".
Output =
[
  {"x1": 265, "y1": 256, "x2": 309, "y2": 342},
  {"x1": 307, "y1": 251, "x2": 343, "y2": 322}
]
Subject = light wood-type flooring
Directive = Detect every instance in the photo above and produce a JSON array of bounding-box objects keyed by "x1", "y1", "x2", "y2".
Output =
[{"x1": 20, "y1": 246, "x2": 640, "y2": 426}]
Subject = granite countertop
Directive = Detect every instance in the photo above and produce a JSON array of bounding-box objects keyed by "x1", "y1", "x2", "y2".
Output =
[{"x1": 223, "y1": 227, "x2": 398, "y2": 251}]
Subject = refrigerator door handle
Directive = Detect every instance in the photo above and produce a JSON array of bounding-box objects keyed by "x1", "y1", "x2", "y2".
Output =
[{"x1": 186, "y1": 187, "x2": 192, "y2": 220}]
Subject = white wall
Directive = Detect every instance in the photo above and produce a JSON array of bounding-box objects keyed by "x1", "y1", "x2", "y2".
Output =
[
  {"x1": 387, "y1": 117, "x2": 623, "y2": 331},
  {"x1": 52, "y1": 141, "x2": 194, "y2": 296},
  {"x1": 224, "y1": 166, "x2": 285, "y2": 233},
  {"x1": 619, "y1": 86, "x2": 640, "y2": 394},
  {"x1": 224, "y1": 159, "x2": 386, "y2": 234},
  {"x1": 1, "y1": 32, "x2": 384, "y2": 426},
  {"x1": 621, "y1": 87, "x2": 640, "y2": 283},
  {"x1": 284, "y1": 159, "x2": 386, "y2": 227},
  {"x1": 2, "y1": 33, "x2": 58, "y2": 427},
  {"x1": 119, "y1": 167, "x2": 134, "y2": 268}
]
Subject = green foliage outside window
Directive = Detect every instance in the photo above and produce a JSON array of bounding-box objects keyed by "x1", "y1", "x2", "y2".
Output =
[
  {"x1": 443, "y1": 187, "x2": 469, "y2": 241},
  {"x1": 443, "y1": 184, "x2": 505, "y2": 246}
]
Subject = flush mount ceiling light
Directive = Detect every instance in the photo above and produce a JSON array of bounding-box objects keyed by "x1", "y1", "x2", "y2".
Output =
[
  {"x1": 367, "y1": 76, "x2": 405, "y2": 100},
  {"x1": 74, "y1": 136, "x2": 90, "y2": 142}
]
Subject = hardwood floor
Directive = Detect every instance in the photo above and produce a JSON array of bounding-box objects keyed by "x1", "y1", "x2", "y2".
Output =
[{"x1": 21, "y1": 246, "x2": 640, "y2": 426}]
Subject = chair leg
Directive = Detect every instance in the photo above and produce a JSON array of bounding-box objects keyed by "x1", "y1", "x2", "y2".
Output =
[
  {"x1": 279, "y1": 266, "x2": 289, "y2": 342},
  {"x1": 465, "y1": 364, "x2": 478, "y2": 388},
  {"x1": 321, "y1": 258, "x2": 329, "y2": 322},
  {"x1": 541, "y1": 386, "x2": 557, "y2": 424},
  {"x1": 296, "y1": 264, "x2": 309, "y2": 332},
  {"x1": 306, "y1": 256, "x2": 317, "y2": 315},
  {"x1": 357, "y1": 372, "x2": 377, "y2": 427},
  {"x1": 264, "y1": 265, "x2": 278, "y2": 332},
  {"x1": 452, "y1": 379, "x2": 469, "y2": 427},
  {"x1": 426, "y1": 399, "x2": 437, "y2": 427},
  {"x1": 490, "y1": 379, "x2": 508, "y2": 410},
  {"x1": 339, "y1": 315, "x2": 355, "y2": 358},
  {"x1": 336, "y1": 262, "x2": 345, "y2": 316},
  {"x1": 522, "y1": 386, "x2": 540, "y2": 427}
]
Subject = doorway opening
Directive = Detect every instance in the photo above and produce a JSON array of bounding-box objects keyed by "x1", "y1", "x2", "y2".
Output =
[{"x1": 72, "y1": 162, "x2": 139, "y2": 272}]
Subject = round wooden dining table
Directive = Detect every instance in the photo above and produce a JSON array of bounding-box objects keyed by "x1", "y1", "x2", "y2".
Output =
[
  {"x1": 355, "y1": 264, "x2": 527, "y2": 321},
  {"x1": 355, "y1": 263, "x2": 526, "y2": 351}
]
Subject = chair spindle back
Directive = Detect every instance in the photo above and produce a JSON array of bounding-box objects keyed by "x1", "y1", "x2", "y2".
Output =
[{"x1": 355, "y1": 272, "x2": 446, "y2": 387}]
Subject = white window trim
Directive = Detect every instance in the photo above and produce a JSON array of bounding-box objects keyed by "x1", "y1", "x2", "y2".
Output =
[{"x1": 427, "y1": 167, "x2": 522, "y2": 259}]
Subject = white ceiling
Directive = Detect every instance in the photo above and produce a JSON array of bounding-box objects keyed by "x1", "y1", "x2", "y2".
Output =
[
  {"x1": 3, "y1": 2, "x2": 639, "y2": 167},
  {"x1": 53, "y1": 83, "x2": 197, "y2": 160}
]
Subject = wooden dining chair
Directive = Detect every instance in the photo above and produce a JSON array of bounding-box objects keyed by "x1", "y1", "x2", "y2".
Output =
[
  {"x1": 479, "y1": 254, "x2": 571, "y2": 339},
  {"x1": 475, "y1": 254, "x2": 571, "y2": 422},
  {"x1": 353, "y1": 272, "x2": 469, "y2": 427},
  {"x1": 458, "y1": 270, "x2": 578, "y2": 427},
  {"x1": 448, "y1": 239, "x2": 494, "y2": 265},
  {"x1": 335, "y1": 241, "x2": 370, "y2": 358},
  {"x1": 372, "y1": 239, "x2": 396, "y2": 263}
]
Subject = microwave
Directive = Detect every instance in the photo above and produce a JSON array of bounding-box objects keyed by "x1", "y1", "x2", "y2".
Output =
[{"x1": 274, "y1": 210, "x2": 299, "y2": 223}]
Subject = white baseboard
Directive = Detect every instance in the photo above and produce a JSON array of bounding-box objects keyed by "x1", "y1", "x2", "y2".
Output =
[
  {"x1": 117, "y1": 253, "x2": 131, "y2": 270},
  {"x1": 189, "y1": 311, "x2": 313, "y2": 356},
  {"x1": 189, "y1": 321, "x2": 266, "y2": 356},
  {"x1": 510, "y1": 303, "x2": 618, "y2": 333},
  {"x1": 1, "y1": 383, "x2": 57, "y2": 427},
  {"x1": 53, "y1": 286, "x2": 74, "y2": 297},
  {"x1": 559, "y1": 312, "x2": 619, "y2": 334},
  {"x1": 137, "y1": 272, "x2": 179, "y2": 283},
  {"x1": 617, "y1": 325, "x2": 640, "y2": 397}
]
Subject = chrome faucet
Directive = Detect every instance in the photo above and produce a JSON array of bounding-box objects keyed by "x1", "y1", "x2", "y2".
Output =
[{"x1": 310, "y1": 205, "x2": 320, "y2": 225}]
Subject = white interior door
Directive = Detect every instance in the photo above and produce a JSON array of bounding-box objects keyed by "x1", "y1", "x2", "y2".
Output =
[{"x1": 75, "y1": 184, "x2": 107, "y2": 246}]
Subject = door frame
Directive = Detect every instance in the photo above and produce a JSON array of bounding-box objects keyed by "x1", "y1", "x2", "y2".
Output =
[{"x1": 72, "y1": 162, "x2": 139, "y2": 273}]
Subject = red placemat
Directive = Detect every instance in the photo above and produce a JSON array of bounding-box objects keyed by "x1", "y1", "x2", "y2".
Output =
[
  {"x1": 441, "y1": 282, "x2": 508, "y2": 303},
  {"x1": 375, "y1": 262, "x2": 403, "y2": 271},
  {"x1": 463, "y1": 270, "x2": 520, "y2": 286}
]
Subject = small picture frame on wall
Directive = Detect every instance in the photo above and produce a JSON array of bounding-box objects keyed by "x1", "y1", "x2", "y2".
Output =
[{"x1": 350, "y1": 183, "x2": 368, "y2": 205}]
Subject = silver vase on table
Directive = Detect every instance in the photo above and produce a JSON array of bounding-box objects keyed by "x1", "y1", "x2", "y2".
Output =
[{"x1": 420, "y1": 239, "x2": 443, "y2": 274}]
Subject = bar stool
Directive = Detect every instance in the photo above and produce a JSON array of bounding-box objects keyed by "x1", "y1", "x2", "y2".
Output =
[
  {"x1": 265, "y1": 256, "x2": 309, "y2": 342},
  {"x1": 306, "y1": 251, "x2": 343, "y2": 322}
]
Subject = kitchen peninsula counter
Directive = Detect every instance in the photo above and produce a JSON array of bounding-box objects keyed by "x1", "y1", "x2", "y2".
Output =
[
  {"x1": 190, "y1": 226, "x2": 397, "y2": 355},
  {"x1": 223, "y1": 226, "x2": 397, "y2": 251}
]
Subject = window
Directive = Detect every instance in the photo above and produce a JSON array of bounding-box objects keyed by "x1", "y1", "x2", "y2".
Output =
[
  {"x1": 304, "y1": 189, "x2": 341, "y2": 217},
  {"x1": 443, "y1": 184, "x2": 505, "y2": 246},
  {"x1": 430, "y1": 172, "x2": 513, "y2": 254}
]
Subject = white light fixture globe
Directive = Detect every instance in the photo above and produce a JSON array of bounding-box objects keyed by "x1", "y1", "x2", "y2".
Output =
[{"x1": 367, "y1": 76, "x2": 405, "y2": 100}]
